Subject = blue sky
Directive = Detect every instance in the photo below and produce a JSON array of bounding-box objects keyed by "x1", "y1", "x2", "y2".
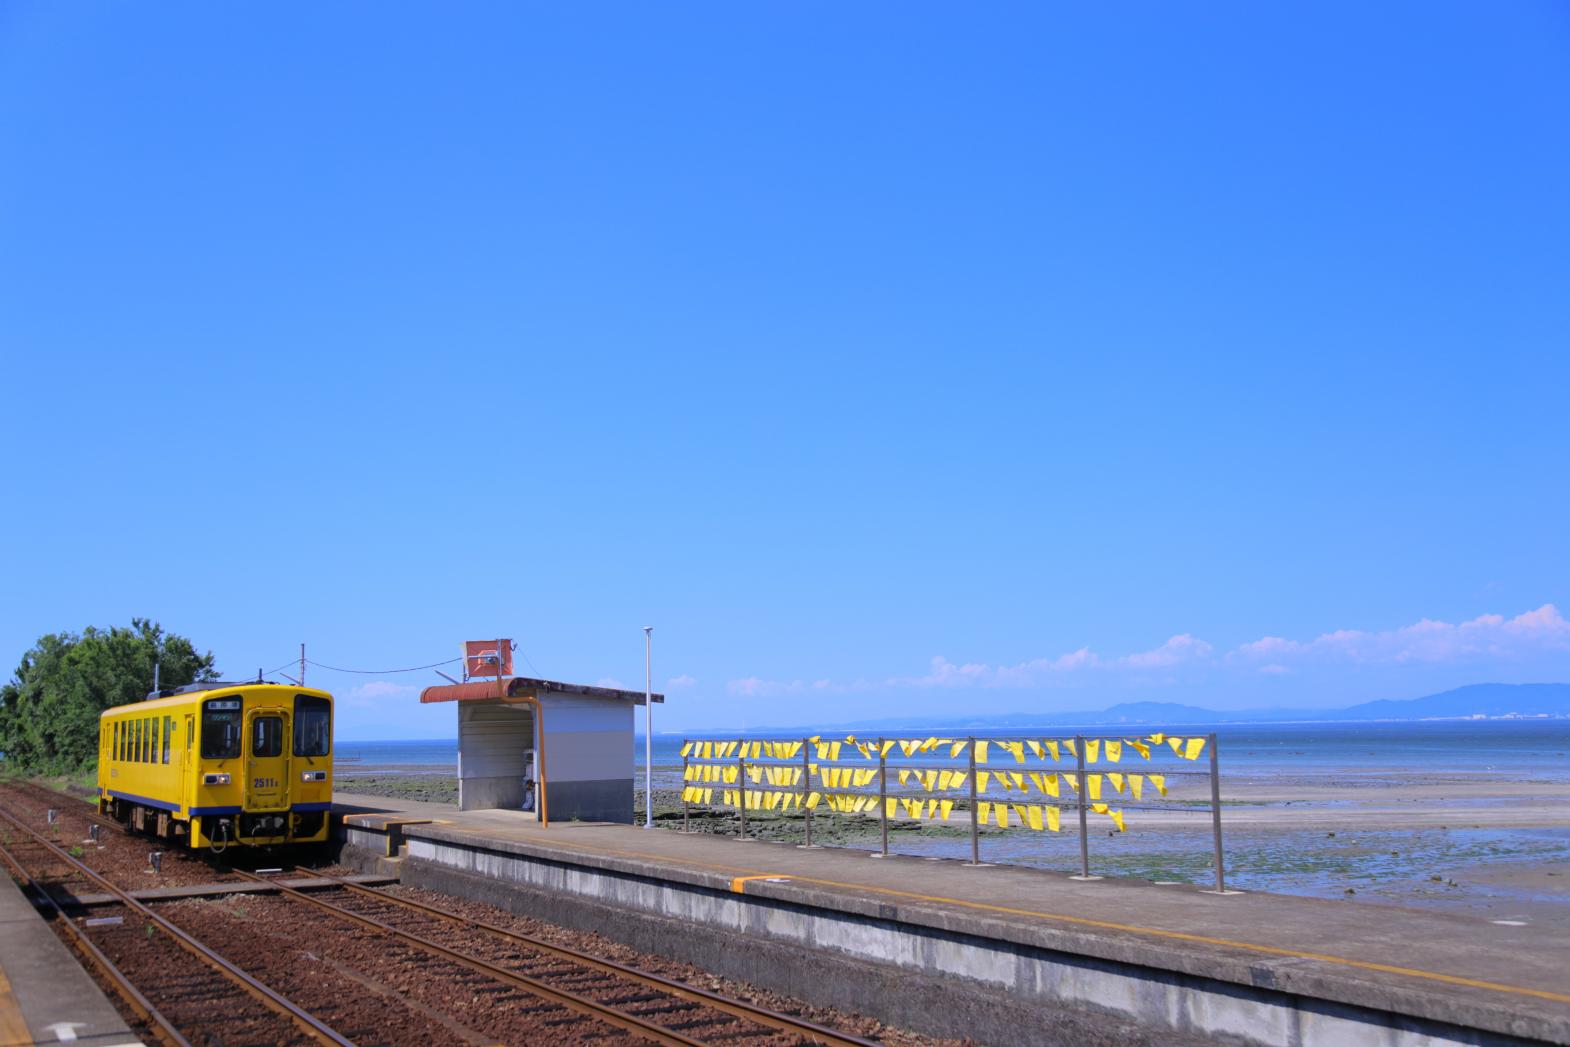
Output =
[{"x1": 2, "y1": 4, "x2": 1567, "y2": 738}]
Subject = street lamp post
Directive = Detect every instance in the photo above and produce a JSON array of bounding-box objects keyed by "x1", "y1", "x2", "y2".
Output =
[{"x1": 643, "y1": 626, "x2": 654, "y2": 829}]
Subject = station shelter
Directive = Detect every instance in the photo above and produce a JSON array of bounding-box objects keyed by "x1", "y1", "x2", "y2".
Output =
[{"x1": 418, "y1": 676, "x2": 662, "y2": 824}]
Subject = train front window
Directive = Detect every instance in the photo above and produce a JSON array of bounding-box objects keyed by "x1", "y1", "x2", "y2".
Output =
[
  {"x1": 293, "y1": 696, "x2": 331, "y2": 757},
  {"x1": 252, "y1": 716, "x2": 283, "y2": 758},
  {"x1": 201, "y1": 699, "x2": 242, "y2": 760}
]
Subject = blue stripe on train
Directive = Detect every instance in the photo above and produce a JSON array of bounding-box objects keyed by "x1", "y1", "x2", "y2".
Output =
[{"x1": 107, "y1": 790, "x2": 313, "y2": 818}]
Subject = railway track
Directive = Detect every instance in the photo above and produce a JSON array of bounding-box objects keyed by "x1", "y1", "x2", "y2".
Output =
[
  {"x1": 0, "y1": 782, "x2": 895, "y2": 1047},
  {"x1": 234, "y1": 865, "x2": 880, "y2": 1047},
  {"x1": 0, "y1": 801, "x2": 354, "y2": 1046}
]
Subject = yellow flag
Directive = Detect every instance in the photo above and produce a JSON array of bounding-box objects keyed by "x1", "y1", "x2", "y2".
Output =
[
  {"x1": 1109, "y1": 809, "x2": 1126, "y2": 832},
  {"x1": 898, "y1": 769, "x2": 910, "y2": 786},
  {"x1": 1011, "y1": 772, "x2": 1025, "y2": 791},
  {"x1": 1027, "y1": 740, "x2": 1043, "y2": 759},
  {"x1": 899, "y1": 740, "x2": 915, "y2": 757},
  {"x1": 995, "y1": 804, "x2": 1010, "y2": 829},
  {"x1": 1063, "y1": 738, "x2": 1077, "y2": 757},
  {"x1": 1026, "y1": 805, "x2": 1044, "y2": 831},
  {"x1": 1045, "y1": 740, "x2": 1060, "y2": 762},
  {"x1": 681, "y1": 742, "x2": 693, "y2": 757},
  {"x1": 977, "y1": 771, "x2": 991, "y2": 792},
  {"x1": 923, "y1": 736, "x2": 940, "y2": 751},
  {"x1": 1047, "y1": 806, "x2": 1061, "y2": 832},
  {"x1": 939, "y1": 799, "x2": 954, "y2": 820},
  {"x1": 1185, "y1": 737, "x2": 1207, "y2": 761},
  {"x1": 1008, "y1": 741, "x2": 1026, "y2": 764},
  {"x1": 977, "y1": 801, "x2": 992, "y2": 825},
  {"x1": 1149, "y1": 774, "x2": 1166, "y2": 796},
  {"x1": 1129, "y1": 775, "x2": 1144, "y2": 800},
  {"x1": 976, "y1": 740, "x2": 990, "y2": 763},
  {"x1": 1088, "y1": 775, "x2": 1103, "y2": 800},
  {"x1": 1029, "y1": 772, "x2": 1046, "y2": 793},
  {"x1": 704, "y1": 788, "x2": 713, "y2": 804},
  {"x1": 885, "y1": 797, "x2": 897, "y2": 818},
  {"x1": 1086, "y1": 739, "x2": 1101, "y2": 764},
  {"x1": 880, "y1": 739, "x2": 895, "y2": 756},
  {"x1": 830, "y1": 741, "x2": 842, "y2": 760},
  {"x1": 1012, "y1": 803, "x2": 1029, "y2": 827},
  {"x1": 1091, "y1": 802, "x2": 1108, "y2": 815},
  {"x1": 923, "y1": 770, "x2": 939, "y2": 792},
  {"x1": 950, "y1": 740, "x2": 968, "y2": 758},
  {"x1": 1105, "y1": 741, "x2": 1122, "y2": 763},
  {"x1": 938, "y1": 770, "x2": 954, "y2": 790},
  {"x1": 806, "y1": 792, "x2": 821, "y2": 809},
  {"x1": 1168, "y1": 737, "x2": 1184, "y2": 756},
  {"x1": 1064, "y1": 773, "x2": 1079, "y2": 793},
  {"x1": 1128, "y1": 739, "x2": 1149, "y2": 759},
  {"x1": 926, "y1": 799, "x2": 939, "y2": 819},
  {"x1": 1042, "y1": 773, "x2": 1060, "y2": 798},
  {"x1": 1108, "y1": 772, "x2": 1125, "y2": 794},
  {"x1": 702, "y1": 742, "x2": 713, "y2": 759},
  {"x1": 1148, "y1": 733, "x2": 1165, "y2": 745},
  {"x1": 951, "y1": 772, "x2": 967, "y2": 791}
]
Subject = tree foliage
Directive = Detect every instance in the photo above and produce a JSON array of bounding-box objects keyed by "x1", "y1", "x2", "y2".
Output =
[{"x1": 0, "y1": 620, "x2": 217, "y2": 774}]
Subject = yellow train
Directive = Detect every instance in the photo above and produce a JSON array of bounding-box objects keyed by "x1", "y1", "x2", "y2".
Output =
[{"x1": 98, "y1": 682, "x2": 334, "y2": 849}]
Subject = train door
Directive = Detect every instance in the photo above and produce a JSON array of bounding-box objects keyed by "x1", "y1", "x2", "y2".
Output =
[
  {"x1": 180, "y1": 714, "x2": 196, "y2": 814},
  {"x1": 244, "y1": 707, "x2": 291, "y2": 812}
]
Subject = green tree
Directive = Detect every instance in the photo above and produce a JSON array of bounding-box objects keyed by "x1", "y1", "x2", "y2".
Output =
[{"x1": 0, "y1": 620, "x2": 217, "y2": 774}]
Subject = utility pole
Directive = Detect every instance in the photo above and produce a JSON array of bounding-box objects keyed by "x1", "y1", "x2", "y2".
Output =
[
  {"x1": 643, "y1": 626, "x2": 654, "y2": 829},
  {"x1": 300, "y1": 643, "x2": 306, "y2": 689}
]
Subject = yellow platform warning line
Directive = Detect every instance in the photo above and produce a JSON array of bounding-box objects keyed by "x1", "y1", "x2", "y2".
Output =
[
  {"x1": 489, "y1": 834, "x2": 1570, "y2": 1007},
  {"x1": 0, "y1": 961, "x2": 33, "y2": 1047}
]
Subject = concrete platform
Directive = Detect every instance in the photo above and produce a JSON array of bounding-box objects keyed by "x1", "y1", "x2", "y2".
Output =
[
  {"x1": 0, "y1": 872, "x2": 141, "y2": 1047},
  {"x1": 334, "y1": 793, "x2": 1570, "y2": 1047}
]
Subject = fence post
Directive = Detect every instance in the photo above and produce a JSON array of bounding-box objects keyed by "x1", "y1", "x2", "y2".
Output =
[
  {"x1": 966, "y1": 736, "x2": 980, "y2": 866},
  {"x1": 1074, "y1": 734, "x2": 1092, "y2": 879},
  {"x1": 738, "y1": 752, "x2": 748, "y2": 840},
  {"x1": 878, "y1": 736, "x2": 889, "y2": 857},
  {"x1": 681, "y1": 740, "x2": 690, "y2": 833},
  {"x1": 802, "y1": 739, "x2": 813, "y2": 847},
  {"x1": 1209, "y1": 732, "x2": 1226, "y2": 893}
]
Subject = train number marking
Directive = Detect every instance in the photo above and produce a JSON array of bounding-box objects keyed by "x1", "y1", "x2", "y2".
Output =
[{"x1": 252, "y1": 777, "x2": 279, "y2": 789}]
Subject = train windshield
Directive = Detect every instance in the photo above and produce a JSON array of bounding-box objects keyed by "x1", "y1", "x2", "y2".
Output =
[
  {"x1": 293, "y1": 695, "x2": 331, "y2": 757},
  {"x1": 201, "y1": 698, "x2": 243, "y2": 759}
]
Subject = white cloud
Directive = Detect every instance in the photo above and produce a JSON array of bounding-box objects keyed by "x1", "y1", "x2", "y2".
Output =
[
  {"x1": 724, "y1": 603, "x2": 1570, "y2": 696},
  {"x1": 1229, "y1": 604, "x2": 1570, "y2": 667},
  {"x1": 596, "y1": 677, "x2": 627, "y2": 689},
  {"x1": 342, "y1": 681, "x2": 420, "y2": 707},
  {"x1": 665, "y1": 674, "x2": 697, "y2": 689}
]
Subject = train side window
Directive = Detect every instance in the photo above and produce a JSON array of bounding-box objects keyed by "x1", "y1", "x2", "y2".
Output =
[
  {"x1": 201, "y1": 699, "x2": 242, "y2": 760},
  {"x1": 252, "y1": 716, "x2": 283, "y2": 758},
  {"x1": 134, "y1": 719, "x2": 142, "y2": 763},
  {"x1": 163, "y1": 716, "x2": 173, "y2": 764},
  {"x1": 144, "y1": 718, "x2": 152, "y2": 763},
  {"x1": 293, "y1": 696, "x2": 331, "y2": 757},
  {"x1": 113, "y1": 723, "x2": 120, "y2": 762}
]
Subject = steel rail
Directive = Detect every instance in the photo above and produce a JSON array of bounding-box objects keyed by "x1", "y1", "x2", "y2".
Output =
[
  {"x1": 296, "y1": 867, "x2": 881, "y2": 1047},
  {"x1": 0, "y1": 804, "x2": 354, "y2": 1047},
  {"x1": 0, "y1": 833, "x2": 191, "y2": 1047},
  {"x1": 226, "y1": 867, "x2": 709, "y2": 1047}
]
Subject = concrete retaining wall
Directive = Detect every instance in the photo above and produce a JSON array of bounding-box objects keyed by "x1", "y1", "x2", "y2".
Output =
[{"x1": 392, "y1": 833, "x2": 1535, "y2": 1047}]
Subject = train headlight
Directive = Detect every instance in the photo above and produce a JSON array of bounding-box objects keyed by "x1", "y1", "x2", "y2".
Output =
[
  {"x1": 203, "y1": 773, "x2": 231, "y2": 785},
  {"x1": 300, "y1": 771, "x2": 326, "y2": 782}
]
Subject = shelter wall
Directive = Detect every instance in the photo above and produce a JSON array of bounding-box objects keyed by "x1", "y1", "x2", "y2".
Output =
[
  {"x1": 457, "y1": 701, "x2": 534, "y2": 812},
  {"x1": 541, "y1": 692, "x2": 634, "y2": 823}
]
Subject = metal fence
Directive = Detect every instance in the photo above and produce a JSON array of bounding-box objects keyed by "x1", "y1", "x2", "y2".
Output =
[{"x1": 678, "y1": 731, "x2": 1229, "y2": 892}]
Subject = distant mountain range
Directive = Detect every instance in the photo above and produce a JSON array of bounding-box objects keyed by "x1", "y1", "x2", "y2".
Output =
[{"x1": 809, "y1": 682, "x2": 1570, "y2": 731}]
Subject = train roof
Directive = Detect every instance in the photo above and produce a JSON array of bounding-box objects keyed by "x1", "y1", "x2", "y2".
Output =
[{"x1": 100, "y1": 682, "x2": 331, "y2": 717}]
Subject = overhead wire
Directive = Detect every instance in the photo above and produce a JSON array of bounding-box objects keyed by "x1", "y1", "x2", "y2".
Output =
[{"x1": 305, "y1": 656, "x2": 463, "y2": 675}]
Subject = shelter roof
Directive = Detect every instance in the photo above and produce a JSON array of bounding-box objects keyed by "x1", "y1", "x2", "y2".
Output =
[{"x1": 419, "y1": 676, "x2": 664, "y2": 705}]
